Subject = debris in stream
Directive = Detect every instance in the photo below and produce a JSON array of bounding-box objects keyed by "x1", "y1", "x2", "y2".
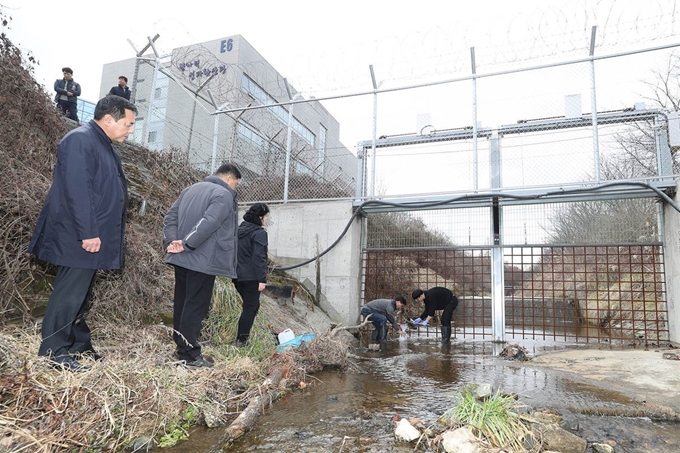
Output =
[
  {"x1": 499, "y1": 343, "x2": 530, "y2": 361},
  {"x1": 394, "y1": 418, "x2": 421, "y2": 442}
]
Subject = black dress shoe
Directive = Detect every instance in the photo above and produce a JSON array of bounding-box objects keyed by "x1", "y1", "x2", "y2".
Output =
[
  {"x1": 184, "y1": 356, "x2": 214, "y2": 368},
  {"x1": 49, "y1": 356, "x2": 91, "y2": 373}
]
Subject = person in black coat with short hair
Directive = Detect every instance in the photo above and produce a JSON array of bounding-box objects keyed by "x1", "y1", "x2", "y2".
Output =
[
  {"x1": 234, "y1": 203, "x2": 270, "y2": 347},
  {"x1": 29, "y1": 95, "x2": 137, "y2": 372},
  {"x1": 108, "y1": 76, "x2": 131, "y2": 100},
  {"x1": 411, "y1": 286, "x2": 459, "y2": 344},
  {"x1": 54, "y1": 67, "x2": 81, "y2": 122}
]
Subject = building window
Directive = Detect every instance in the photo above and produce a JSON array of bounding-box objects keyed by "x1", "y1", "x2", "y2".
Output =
[
  {"x1": 237, "y1": 122, "x2": 265, "y2": 149},
  {"x1": 318, "y1": 124, "x2": 327, "y2": 173},
  {"x1": 77, "y1": 99, "x2": 96, "y2": 124},
  {"x1": 148, "y1": 131, "x2": 157, "y2": 143},
  {"x1": 131, "y1": 118, "x2": 145, "y2": 144},
  {"x1": 237, "y1": 121, "x2": 284, "y2": 155},
  {"x1": 292, "y1": 120, "x2": 315, "y2": 147},
  {"x1": 241, "y1": 73, "x2": 315, "y2": 146}
]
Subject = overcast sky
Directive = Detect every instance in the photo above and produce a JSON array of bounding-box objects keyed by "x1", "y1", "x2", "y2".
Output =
[
  {"x1": 2, "y1": 0, "x2": 677, "y2": 150},
  {"x1": 0, "y1": 0, "x2": 677, "y2": 138},
  {"x1": 4, "y1": 0, "x2": 677, "y2": 247}
]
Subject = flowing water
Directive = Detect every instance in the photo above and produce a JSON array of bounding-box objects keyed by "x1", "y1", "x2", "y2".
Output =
[{"x1": 169, "y1": 337, "x2": 680, "y2": 452}]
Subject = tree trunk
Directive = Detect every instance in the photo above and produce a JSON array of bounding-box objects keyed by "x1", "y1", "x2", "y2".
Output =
[{"x1": 210, "y1": 367, "x2": 286, "y2": 451}]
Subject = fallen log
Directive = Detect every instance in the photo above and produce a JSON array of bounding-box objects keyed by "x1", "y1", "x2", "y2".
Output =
[
  {"x1": 327, "y1": 313, "x2": 372, "y2": 337},
  {"x1": 210, "y1": 366, "x2": 286, "y2": 451}
]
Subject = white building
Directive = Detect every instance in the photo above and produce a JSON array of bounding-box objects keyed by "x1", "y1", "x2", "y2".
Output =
[{"x1": 100, "y1": 35, "x2": 356, "y2": 198}]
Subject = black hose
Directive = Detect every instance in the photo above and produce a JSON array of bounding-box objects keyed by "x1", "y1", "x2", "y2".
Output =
[{"x1": 270, "y1": 180, "x2": 679, "y2": 271}]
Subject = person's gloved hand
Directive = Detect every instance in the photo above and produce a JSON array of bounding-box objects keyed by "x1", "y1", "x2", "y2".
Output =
[
  {"x1": 421, "y1": 320, "x2": 429, "y2": 327},
  {"x1": 412, "y1": 318, "x2": 422, "y2": 325}
]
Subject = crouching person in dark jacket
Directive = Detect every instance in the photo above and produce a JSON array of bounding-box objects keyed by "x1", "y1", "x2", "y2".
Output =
[
  {"x1": 360, "y1": 296, "x2": 408, "y2": 350},
  {"x1": 29, "y1": 95, "x2": 137, "y2": 372},
  {"x1": 234, "y1": 203, "x2": 270, "y2": 347},
  {"x1": 163, "y1": 163, "x2": 242, "y2": 369}
]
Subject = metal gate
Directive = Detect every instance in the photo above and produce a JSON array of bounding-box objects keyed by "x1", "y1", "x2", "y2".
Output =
[{"x1": 361, "y1": 242, "x2": 668, "y2": 344}]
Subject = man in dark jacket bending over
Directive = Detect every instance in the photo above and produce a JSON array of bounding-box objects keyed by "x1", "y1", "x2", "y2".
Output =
[
  {"x1": 163, "y1": 163, "x2": 242, "y2": 368},
  {"x1": 360, "y1": 296, "x2": 407, "y2": 350},
  {"x1": 29, "y1": 95, "x2": 137, "y2": 372},
  {"x1": 411, "y1": 287, "x2": 459, "y2": 344}
]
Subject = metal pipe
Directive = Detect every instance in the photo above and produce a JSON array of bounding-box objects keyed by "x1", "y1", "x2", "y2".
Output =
[
  {"x1": 211, "y1": 113, "x2": 220, "y2": 173},
  {"x1": 471, "y1": 47, "x2": 478, "y2": 193},
  {"x1": 589, "y1": 26, "x2": 601, "y2": 182},
  {"x1": 370, "y1": 65, "x2": 378, "y2": 198},
  {"x1": 284, "y1": 102, "x2": 293, "y2": 203}
]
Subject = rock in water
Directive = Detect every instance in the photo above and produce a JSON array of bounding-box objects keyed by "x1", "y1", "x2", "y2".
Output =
[{"x1": 394, "y1": 418, "x2": 421, "y2": 442}]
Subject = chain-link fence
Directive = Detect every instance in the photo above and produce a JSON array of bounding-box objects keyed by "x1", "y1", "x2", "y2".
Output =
[
  {"x1": 357, "y1": 46, "x2": 679, "y2": 200},
  {"x1": 362, "y1": 204, "x2": 668, "y2": 343},
  {"x1": 123, "y1": 25, "x2": 680, "y2": 204},
  {"x1": 127, "y1": 37, "x2": 358, "y2": 203}
]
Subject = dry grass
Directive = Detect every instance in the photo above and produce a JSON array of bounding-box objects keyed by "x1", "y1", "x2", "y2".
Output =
[
  {"x1": 0, "y1": 23, "x2": 353, "y2": 453},
  {"x1": 0, "y1": 315, "x2": 352, "y2": 452},
  {"x1": 0, "y1": 324, "x2": 263, "y2": 452}
]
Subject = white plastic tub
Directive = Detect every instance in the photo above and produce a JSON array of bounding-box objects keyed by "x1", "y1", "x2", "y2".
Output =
[{"x1": 278, "y1": 328, "x2": 295, "y2": 344}]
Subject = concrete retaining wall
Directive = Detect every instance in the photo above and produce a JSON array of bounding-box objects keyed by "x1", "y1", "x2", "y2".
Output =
[
  {"x1": 240, "y1": 200, "x2": 362, "y2": 326},
  {"x1": 664, "y1": 179, "x2": 680, "y2": 343}
]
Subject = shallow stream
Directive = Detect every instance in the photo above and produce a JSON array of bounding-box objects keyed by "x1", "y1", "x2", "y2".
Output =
[{"x1": 169, "y1": 337, "x2": 680, "y2": 452}]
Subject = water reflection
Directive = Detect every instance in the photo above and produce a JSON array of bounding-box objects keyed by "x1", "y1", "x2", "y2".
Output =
[{"x1": 169, "y1": 339, "x2": 679, "y2": 453}]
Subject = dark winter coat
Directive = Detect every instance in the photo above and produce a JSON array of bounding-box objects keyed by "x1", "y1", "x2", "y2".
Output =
[
  {"x1": 362, "y1": 298, "x2": 400, "y2": 330},
  {"x1": 236, "y1": 220, "x2": 268, "y2": 283},
  {"x1": 419, "y1": 286, "x2": 456, "y2": 319},
  {"x1": 163, "y1": 175, "x2": 239, "y2": 277},
  {"x1": 109, "y1": 84, "x2": 131, "y2": 100},
  {"x1": 54, "y1": 78, "x2": 81, "y2": 103},
  {"x1": 29, "y1": 121, "x2": 128, "y2": 269}
]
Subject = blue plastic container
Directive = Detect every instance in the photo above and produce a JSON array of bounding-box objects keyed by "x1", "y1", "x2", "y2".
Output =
[{"x1": 276, "y1": 333, "x2": 315, "y2": 353}]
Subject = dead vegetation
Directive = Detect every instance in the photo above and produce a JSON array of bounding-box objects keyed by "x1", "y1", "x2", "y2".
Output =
[
  {"x1": 0, "y1": 318, "x2": 353, "y2": 452},
  {"x1": 0, "y1": 25, "x2": 354, "y2": 452}
]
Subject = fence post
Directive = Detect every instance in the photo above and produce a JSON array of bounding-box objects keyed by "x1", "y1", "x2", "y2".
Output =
[
  {"x1": 589, "y1": 26, "x2": 601, "y2": 182},
  {"x1": 471, "y1": 47, "x2": 479, "y2": 193}
]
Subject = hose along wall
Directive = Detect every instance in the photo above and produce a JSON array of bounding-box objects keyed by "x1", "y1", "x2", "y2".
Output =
[{"x1": 270, "y1": 181, "x2": 680, "y2": 272}]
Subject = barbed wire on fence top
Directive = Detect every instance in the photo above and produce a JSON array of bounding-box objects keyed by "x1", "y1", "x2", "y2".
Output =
[
  {"x1": 130, "y1": 1, "x2": 679, "y2": 103},
  {"x1": 126, "y1": 0, "x2": 680, "y2": 204},
  {"x1": 268, "y1": 0, "x2": 680, "y2": 98}
]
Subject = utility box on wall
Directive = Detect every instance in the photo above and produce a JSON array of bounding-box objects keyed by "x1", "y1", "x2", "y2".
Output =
[
  {"x1": 667, "y1": 111, "x2": 680, "y2": 149},
  {"x1": 564, "y1": 94, "x2": 582, "y2": 119}
]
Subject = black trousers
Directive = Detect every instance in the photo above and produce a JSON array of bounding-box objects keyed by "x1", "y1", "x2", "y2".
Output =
[
  {"x1": 172, "y1": 265, "x2": 216, "y2": 361},
  {"x1": 57, "y1": 99, "x2": 79, "y2": 122},
  {"x1": 440, "y1": 296, "x2": 459, "y2": 327},
  {"x1": 39, "y1": 266, "x2": 97, "y2": 358},
  {"x1": 234, "y1": 280, "x2": 261, "y2": 343}
]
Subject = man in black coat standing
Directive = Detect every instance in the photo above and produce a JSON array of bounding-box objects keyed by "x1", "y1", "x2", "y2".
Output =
[
  {"x1": 29, "y1": 95, "x2": 137, "y2": 372},
  {"x1": 54, "y1": 67, "x2": 81, "y2": 122},
  {"x1": 411, "y1": 286, "x2": 459, "y2": 344},
  {"x1": 108, "y1": 76, "x2": 131, "y2": 100}
]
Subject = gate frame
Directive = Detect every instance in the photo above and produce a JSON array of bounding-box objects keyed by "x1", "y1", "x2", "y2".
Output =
[{"x1": 355, "y1": 109, "x2": 677, "y2": 344}]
